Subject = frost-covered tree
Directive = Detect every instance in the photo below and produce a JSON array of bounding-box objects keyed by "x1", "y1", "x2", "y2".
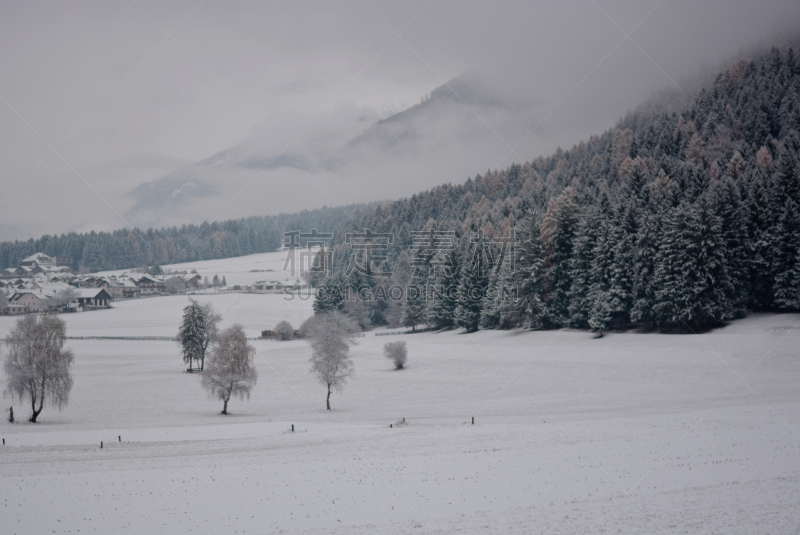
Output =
[
  {"x1": 177, "y1": 299, "x2": 221, "y2": 371},
  {"x1": 201, "y1": 325, "x2": 257, "y2": 414},
  {"x1": 3, "y1": 314, "x2": 74, "y2": 423},
  {"x1": 164, "y1": 276, "x2": 186, "y2": 294},
  {"x1": 274, "y1": 320, "x2": 294, "y2": 341},
  {"x1": 541, "y1": 186, "x2": 580, "y2": 327},
  {"x1": 773, "y1": 198, "x2": 800, "y2": 310},
  {"x1": 383, "y1": 340, "x2": 408, "y2": 370},
  {"x1": 455, "y1": 235, "x2": 491, "y2": 333},
  {"x1": 313, "y1": 273, "x2": 347, "y2": 314},
  {"x1": 425, "y1": 249, "x2": 460, "y2": 330},
  {"x1": 306, "y1": 312, "x2": 358, "y2": 410},
  {"x1": 45, "y1": 288, "x2": 77, "y2": 311}
]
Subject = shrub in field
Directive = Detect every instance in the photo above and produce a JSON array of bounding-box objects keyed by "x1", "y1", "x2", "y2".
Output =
[{"x1": 383, "y1": 341, "x2": 407, "y2": 370}]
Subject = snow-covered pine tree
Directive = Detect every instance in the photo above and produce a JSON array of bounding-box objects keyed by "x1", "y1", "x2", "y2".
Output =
[
  {"x1": 586, "y1": 217, "x2": 614, "y2": 333},
  {"x1": 567, "y1": 201, "x2": 605, "y2": 329},
  {"x1": 745, "y1": 168, "x2": 776, "y2": 309},
  {"x1": 541, "y1": 186, "x2": 580, "y2": 327},
  {"x1": 652, "y1": 204, "x2": 693, "y2": 329},
  {"x1": 480, "y1": 256, "x2": 503, "y2": 329},
  {"x1": 455, "y1": 234, "x2": 491, "y2": 332},
  {"x1": 653, "y1": 196, "x2": 731, "y2": 331},
  {"x1": 402, "y1": 270, "x2": 427, "y2": 332},
  {"x1": 712, "y1": 177, "x2": 750, "y2": 318},
  {"x1": 313, "y1": 273, "x2": 347, "y2": 314},
  {"x1": 686, "y1": 193, "x2": 733, "y2": 328},
  {"x1": 772, "y1": 198, "x2": 800, "y2": 310},
  {"x1": 178, "y1": 299, "x2": 207, "y2": 372},
  {"x1": 606, "y1": 199, "x2": 639, "y2": 327},
  {"x1": 425, "y1": 248, "x2": 460, "y2": 330},
  {"x1": 630, "y1": 209, "x2": 660, "y2": 328}
]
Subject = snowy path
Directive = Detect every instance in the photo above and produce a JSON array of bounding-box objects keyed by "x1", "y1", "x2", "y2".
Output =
[{"x1": 1, "y1": 313, "x2": 799, "y2": 533}]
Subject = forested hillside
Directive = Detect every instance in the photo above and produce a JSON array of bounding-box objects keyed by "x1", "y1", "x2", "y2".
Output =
[
  {"x1": 0, "y1": 203, "x2": 376, "y2": 272},
  {"x1": 315, "y1": 46, "x2": 800, "y2": 332}
]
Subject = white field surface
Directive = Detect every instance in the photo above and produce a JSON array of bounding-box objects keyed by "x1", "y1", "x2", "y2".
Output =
[
  {"x1": 94, "y1": 250, "x2": 304, "y2": 287},
  {"x1": 0, "y1": 292, "x2": 316, "y2": 339},
  {"x1": 0, "y1": 308, "x2": 799, "y2": 534}
]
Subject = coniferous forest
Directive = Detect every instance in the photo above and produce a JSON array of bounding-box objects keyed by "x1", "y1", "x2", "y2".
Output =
[{"x1": 314, "y1": 47, "x2": 800, "y2": 332}]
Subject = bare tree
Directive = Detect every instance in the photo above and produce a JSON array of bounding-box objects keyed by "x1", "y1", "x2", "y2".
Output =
[
  {"x1": 383, "y1": 340, "x2": 408, "y2": 370},
  {"x1": 274, "y1": 320, "x2": 294, "y2": 341},
  {"x1": 165, "y1": 276, "x2": 186, "y2": 294},
  {"x1": 201, "y1": 324, "x2": 257, "y2": 414},
  {"x1": 46, "y1": 288, "x2": 77, "y2": 311},
  {"x1": 3, "y1": 314, "x2": 75, "y2": 422},
  {"x1": 306, "y1": 312, "x2": 358, "y2": 410}
]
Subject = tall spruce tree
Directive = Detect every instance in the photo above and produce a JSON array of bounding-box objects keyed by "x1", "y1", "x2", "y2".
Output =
[
  {"x1": 426, "y1": 248, "x2": 460, "y2": 329},
  {"x1": 454, "y1": 233, "x2": 491, "y2": 332}
]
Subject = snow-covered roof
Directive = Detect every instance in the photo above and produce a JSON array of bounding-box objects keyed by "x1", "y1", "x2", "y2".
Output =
[
  {"x1": 22, "y1": 252, "x2": 54, "y2": 265},
  {"x1": 73, "y1": 288, "x2": 111, "y2": 298}
]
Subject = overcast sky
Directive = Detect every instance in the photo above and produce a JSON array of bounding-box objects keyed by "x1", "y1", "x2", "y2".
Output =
[{"x1": 1, "y1": 0, "x2": 799, "y2": 240}]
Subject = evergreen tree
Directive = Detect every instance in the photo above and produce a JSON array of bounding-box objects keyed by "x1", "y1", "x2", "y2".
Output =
[
  {"x1": 630, "y1": 210, "x2": 660, "y2": 327},
  {"x1": 514, "y1": 214, "x2": 547, "y2": 329},
  {"x1": 178, "y1": 300, "x2": 207, "y2": 372},
  {"x1": 541, "y1": 186, "x2": 580, "y2": 327},
  {"x1": 455, "y1": 234, "x2": 491, "y2": 332},
  {"x1": 773, "y1": 198, "x2": 800, "y2": 310},
  {"x1": 587, "y1": 218, "x2": 615, "y2": 333},
  {"x1": 313, "y1": 273, "x2": 347, "y2": 314},
  {"x1": 425, "y1": 249, "x2": 460, "y2": 329},
  {"x1": 402, "y1": 270, "x2": 427, "y2": 331}
]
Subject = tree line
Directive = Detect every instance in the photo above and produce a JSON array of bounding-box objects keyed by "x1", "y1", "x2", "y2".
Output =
[{"x1": 0, "y1": 204, "x2": 377, "y2": 273}]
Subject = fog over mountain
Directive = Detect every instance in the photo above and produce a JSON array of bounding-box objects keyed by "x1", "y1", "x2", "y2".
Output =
[{"x1": 2, "y1": 1, "x2": 800, "y2": 239}]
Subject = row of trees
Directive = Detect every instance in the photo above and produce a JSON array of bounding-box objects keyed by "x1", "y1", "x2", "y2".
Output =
[
  {"x1": 178, "y1": 303, "x2": 402, "y2": 413},
  {"x1": 1, "y1": 305, "x2": 405, "y2": 422},
  {"x1": 0, "y1": 204, "x2": 376, "y2": 273}
]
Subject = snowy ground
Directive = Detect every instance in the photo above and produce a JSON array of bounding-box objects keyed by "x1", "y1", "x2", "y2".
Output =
[
  {"x1": 93, "y1": 250, "x2": 303, "y2": 287},
  {"x1": 0, "y1": 292, "x2": 315, "y2": 339},
  {"x1": 1, "y1": 309, "x2": 799, "y2": 534}
]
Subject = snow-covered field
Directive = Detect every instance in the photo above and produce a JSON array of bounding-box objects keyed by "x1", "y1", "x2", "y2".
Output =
[
  {"x1": 1, "y1": 301, "x2": 799, "y2": 533},
  {"x1": 93, "y1": 250, "x2": 303, "y2": 287},
  {"x1": 0, "y1": 292, "x2": 315, "y2": 339}
]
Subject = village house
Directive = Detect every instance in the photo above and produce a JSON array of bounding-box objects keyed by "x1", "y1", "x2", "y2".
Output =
[
  {"x1": 74, "y1": 288, "x2": 112, "y2": 309},
  {"x1": 20, "y1": 252, "x2": 55, "y2": 268},
  {"x1": 6, "y1": 291, "x2": 50, "y2": 314},
  {"x1": 131, "y1": 274, "x2": 166, "y2": 295},
  {"x1": 101, "y1": 278, "x2": 140, "y2": 299}
]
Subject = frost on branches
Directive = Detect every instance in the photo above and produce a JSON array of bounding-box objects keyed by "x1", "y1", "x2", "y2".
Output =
[
  {"x1": 201, "y1": 324, "x2": 257, "y2": 415},
  {"x1": 3, "y1": 314, "x2": 74, "y2": 423},
  {"x1": 304, "y1": 312, "x2": 359, "y2": 410}
]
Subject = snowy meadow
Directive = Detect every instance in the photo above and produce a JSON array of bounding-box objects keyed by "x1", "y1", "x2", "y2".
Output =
[{"x1": 1, "y1": 292, "x2": 798, "y2": 533}]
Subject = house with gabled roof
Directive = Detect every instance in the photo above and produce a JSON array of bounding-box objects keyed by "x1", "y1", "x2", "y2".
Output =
[{"x1": 21, "y1": 252, "x2": 55, "y2": 268}]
